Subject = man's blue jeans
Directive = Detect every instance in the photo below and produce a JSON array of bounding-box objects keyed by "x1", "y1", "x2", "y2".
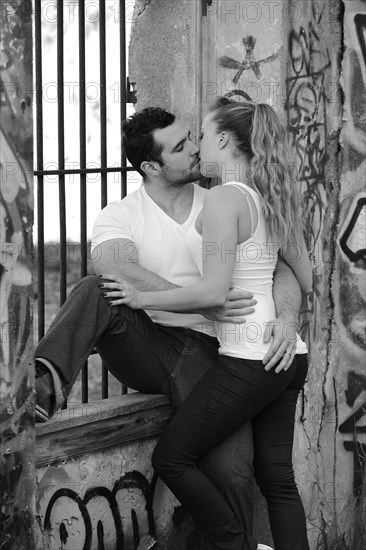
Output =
[{"x1": 36, "y1": 276, "x2": 254, "y2": 548}]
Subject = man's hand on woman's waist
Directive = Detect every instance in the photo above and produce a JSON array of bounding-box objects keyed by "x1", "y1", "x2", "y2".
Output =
[{"x1": 200, "y1": 287, "x2": 257, "y2": 323}]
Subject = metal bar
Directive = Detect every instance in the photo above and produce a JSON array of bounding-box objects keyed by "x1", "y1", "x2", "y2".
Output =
[
  {"x1": 81, "y1": 365, "x2": 88, "y2": 404},
  {"x1": 120, "y1": 0, "x2": 127, "y2": 199},
  {"x1": 35, "y1": 0, "x2": 45, "y2": 340},
  {"x1": 79, "y1": 0, "x2": 87, "y2": 278},
  {"x1": 120, "y1": 0, "x2": 127, "y2": 396},
  {"x1": 79, "y1": 0, "x2": 88, "y2": 404},
  {"x1": 99, "y1": 0, "x2": 108, "y2": 398},
  {"x1": 195, "y1": 0, "x2": 203, "y2": 145},
  {"x1": 34, "y1": 166, "x2": 133, "y2": 176},
  {"x1": 57, "y1": 0, "x2": 67, "y2": 307},
  {"x1": 102, "y1": 366, "x2": 108, "y2": 399},
  {"x1": 99, "y1": 0, "x2": 107, "y2": 208}
]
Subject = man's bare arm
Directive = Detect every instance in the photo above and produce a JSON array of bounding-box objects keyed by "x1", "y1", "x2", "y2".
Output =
[
  {"x1": 93, "y1": 238, "x2": 255, "y2": 321},
  {"x1": 262, "y1": 257, "x2": 302, "y2": 372},
  {"x1": 93, "y1": 239, "x2": 178, "y2": 291},
  {"x1": 273, "y1": 257, "x2": 301, "y2": 322}
]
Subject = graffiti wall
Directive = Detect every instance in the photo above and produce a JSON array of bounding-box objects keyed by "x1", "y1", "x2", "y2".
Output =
[
  {"x1": 0, "y1": 1, "x2": 34, "y2": 549},
  {"x1": 36, "y1": 435, "x2": 192, "y2": 550},
  {"x1": 284, "y1": 0, "x2": 363, "y2": 547},
  {"x1": 335, "y1": 0, "x2": 366, "y2": 545}
]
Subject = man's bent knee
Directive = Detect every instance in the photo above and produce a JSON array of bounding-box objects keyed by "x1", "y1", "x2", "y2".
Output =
[{"x1": 72, "y1": 275, "x2": 100, "y2": 293}]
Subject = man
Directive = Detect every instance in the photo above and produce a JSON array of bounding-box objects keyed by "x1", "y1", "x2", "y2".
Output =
[{"x1": 35, "y1": 107, "x2": 301, "y2": 549}]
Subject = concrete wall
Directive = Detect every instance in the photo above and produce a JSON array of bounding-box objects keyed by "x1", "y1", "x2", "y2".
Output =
[
  {"x1": 0, "y1": 1, "x2": 35, "y2": 549},
  {"x1": 203, "y1": 0, "x2": 288, "y2": 111},
  {"x1": 129, "y1": 0, "x2": 202, "y2": 140},
  {"x1": 130, "y1": 0, "x2": 365, "y2": 548}
]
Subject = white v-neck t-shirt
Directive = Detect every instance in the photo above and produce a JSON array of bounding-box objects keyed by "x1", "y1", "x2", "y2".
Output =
[{"x1": 91, "y1": 184, "x2": 215, "y2": 334}]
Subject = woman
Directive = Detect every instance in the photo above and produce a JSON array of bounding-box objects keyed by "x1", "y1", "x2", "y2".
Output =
[{"x1": 101, "y1": 98, "x2": 312, "y2": 550}]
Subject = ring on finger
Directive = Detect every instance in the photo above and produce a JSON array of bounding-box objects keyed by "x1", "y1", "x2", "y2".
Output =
[
  {"x1": 284, "y1": 351, "x2": 292, "y2": 356},
  {"x1": 121, "y1": 291, "x2": 125, "y2": 298}
]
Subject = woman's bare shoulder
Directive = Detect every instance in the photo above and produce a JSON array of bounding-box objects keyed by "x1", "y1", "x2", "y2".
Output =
[{"x1": 204, "y1": 183, "x2": 250, "y2": 211}]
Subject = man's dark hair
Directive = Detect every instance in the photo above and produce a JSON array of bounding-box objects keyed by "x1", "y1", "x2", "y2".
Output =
[{"x1": 122, "y1": 107, "x2": 175, "y2": 177}]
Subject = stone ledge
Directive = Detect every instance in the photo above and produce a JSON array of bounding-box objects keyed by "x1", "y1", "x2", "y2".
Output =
[{"x1": 35, "y1": 393, "x2": 173, "y2": 468}]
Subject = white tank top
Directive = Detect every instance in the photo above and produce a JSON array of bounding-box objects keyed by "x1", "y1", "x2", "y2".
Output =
[{"x1": 185, "y1": 181, "x2": 307, "y2": 359}]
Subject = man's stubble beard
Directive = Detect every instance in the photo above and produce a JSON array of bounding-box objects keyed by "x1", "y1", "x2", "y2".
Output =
[{"x1": 161, "y1": 167, "x2": 203, "y2": 190}]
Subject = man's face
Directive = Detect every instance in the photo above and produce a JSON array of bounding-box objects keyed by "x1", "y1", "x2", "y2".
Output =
[{"x1": 153, "y1": 120, "x2": 201, "y2": 186}]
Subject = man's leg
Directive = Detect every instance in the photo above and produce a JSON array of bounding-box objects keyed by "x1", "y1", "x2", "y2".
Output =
[
  {"x1": 197, "y1": 424, "x2": 254, "y2": 548},
  {"x1": 35, "y1": 276, "x2": 191, "y2": 416},
  {"x1": 36, "y1": 276, "x2": 227, "y2": 414}
]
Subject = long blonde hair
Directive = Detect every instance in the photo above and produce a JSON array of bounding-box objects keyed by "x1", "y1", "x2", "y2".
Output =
[{"x1": 210, "y1": 97, "x2": 302, "y2": 251}]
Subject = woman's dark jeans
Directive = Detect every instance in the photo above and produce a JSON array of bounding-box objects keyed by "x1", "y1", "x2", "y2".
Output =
[{"x1": 152, "y1": 353, "x2": 310, "y2": 550}]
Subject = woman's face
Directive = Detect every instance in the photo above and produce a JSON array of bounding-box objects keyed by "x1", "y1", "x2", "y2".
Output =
[{"x1": 199, "y1": 112, "x2": 221, "y2": 178}]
